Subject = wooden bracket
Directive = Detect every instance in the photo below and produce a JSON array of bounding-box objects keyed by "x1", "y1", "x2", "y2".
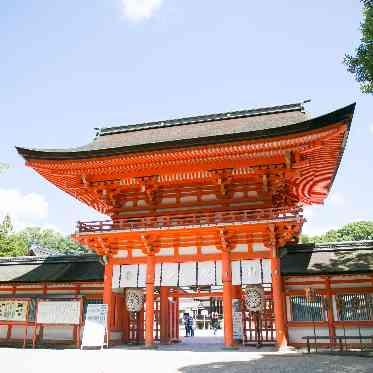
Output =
[
  {"x1": 218, "y1": 229, "x2": 233, "y2": 252},
  {"x1": 140, "y1": 234, "x2": 158, "y2": 256}
]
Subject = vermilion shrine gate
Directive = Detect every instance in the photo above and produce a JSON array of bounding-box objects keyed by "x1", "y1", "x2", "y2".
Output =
[{"x1": 17, "y1": 102, "x2": 355, "y2": 348}]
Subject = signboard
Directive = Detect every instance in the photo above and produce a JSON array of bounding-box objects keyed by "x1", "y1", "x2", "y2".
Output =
[
  {"x1": 81, "y1": 304, "x2": 108, "y2": 349},
  {"x1": 232, "y1": 299, "x2": 242, "y2": 340},
  {"x1": 0, "y1": 300, "x2": 29, "y2": 322},
  {"x1": 36, "y1": 300, "x2": 81, "y2": 325}
]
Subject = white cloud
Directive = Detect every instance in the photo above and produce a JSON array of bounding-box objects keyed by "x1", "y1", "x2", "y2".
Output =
[
  {"x1": 121, "y1": 0, "x2": 163, "y2": 21},
  {"x1": 0, "y1": 188, "x2": 48, "y2": 230},
  {"x1": 369, "y1": 123, "x2": 373, "y2": 135}
]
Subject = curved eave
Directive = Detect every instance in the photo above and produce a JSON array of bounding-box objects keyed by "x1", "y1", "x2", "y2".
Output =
[{"x1": 16, "y1": 103, "x2": 355, "y2": 161}]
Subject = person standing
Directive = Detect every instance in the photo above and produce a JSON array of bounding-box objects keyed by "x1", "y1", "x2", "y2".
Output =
[
  {"x1": 183, "y1": 313, "x2": 190, "y2": 337},
  {"x1": 187, "y1": 315, "x2": 195, "y2": 337},
  {"x1": 211, "y1": 312, "x2": 219, "y2": 336}
]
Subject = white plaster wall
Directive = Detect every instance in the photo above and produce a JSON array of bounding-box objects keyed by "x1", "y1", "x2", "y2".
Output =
[
  {"x1": 232, "y1": 244, "x2": 248, "y2": 253},
  {"x1": 113, "y1": 250, "x2": 128, "y2": 258},
  {"x1": 335, "y1": 327, "x2": 373, "y2": 338},
  {"x1": 252, "y1": 243, "x2": 268, "y2": 252},
  {"x1": 331, "y1": 282, "x2": 372, "y2": 288},
  {"x1": 110, "y1": 331, "x2": 122, "y2": 341},
  {"x1": 201, "y1": 245, "x2": 219, "y2": 254},
  {"x1": 43, "y1": 326, "x2": 74, "y2": 340},
  {"x1": 288, "y1": 327, "x2": 329, "y2": 343},
  {"x1": 180, "y1": 196, "x2": 197, "y2": 203},
  {"x1": 0, "y1": 325, "x2": 7, "y2": 338},
  {"x1": 179, "y1": 246, "x2": 197, "y2": 255},
  {"x1": 156, "y1": 247, "x2": 174, "y2": 256},
  {"x1": 11, "y1": 326, "x2": 35, "y2": 339},
  {"x1": 161, "y1": 197, "x2": 176, "y2": 204},
  {"x1": 132, "y1": 249, "x2": 145, "y2": 257}
]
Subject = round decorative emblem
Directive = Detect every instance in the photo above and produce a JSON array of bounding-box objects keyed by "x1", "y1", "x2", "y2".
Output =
[
  {"x1": 126, "y1": 289, "x2": 144, "y2": 312},
  {"x1": 244, "y1": 285, "x2": 264, "y2": 312}
]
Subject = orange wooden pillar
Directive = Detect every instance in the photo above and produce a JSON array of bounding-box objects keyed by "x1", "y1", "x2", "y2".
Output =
[
  {"x1": 103, "y1": 261, "x2": 113, "y2": 344},
  {"x1": 145, "y1": 254, "x2": 155, "y2": 347},
  {"x1": 222, "y1": 250, "x2": 234, "y2": 347},
  {"x1": 122, "y1": 289, "x2": 130, "y2": 343},
  {"x1": 325, "y1": 277, "x2": 336, "y2": 343},
  {"x1": 271, "y1": 251, "x2": 287, "y2": 349},
  {"x1": 173, "y1": 296, "x2": 180, "y2": 341},
  {"x1": 160, "y1": 286, "x2": 169, "y2": 344}
]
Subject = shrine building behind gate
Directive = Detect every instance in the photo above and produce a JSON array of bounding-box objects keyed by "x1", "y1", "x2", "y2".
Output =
[{"x1": 16, "y1": 101, "x2": 356, "y2": 349}]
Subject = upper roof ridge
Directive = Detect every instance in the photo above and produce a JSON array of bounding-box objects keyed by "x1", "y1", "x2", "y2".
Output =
[{"x1": 99, "y1": 101, "x2": 306, "y2": 136}]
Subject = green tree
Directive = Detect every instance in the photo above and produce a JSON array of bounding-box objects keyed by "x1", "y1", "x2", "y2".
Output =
[
  {"x1": 0, "y1": 215, "x2": 28, "y2": 257},
  {"x1": 18, "y1": 227, "x2": 87, "y2": 255},
  {"x1": 304, "y1": 221, "x2": 373, "y2": 243},
  {"x1": 0, "y1": 215, "x2": 87, "y2": 257},
  {"x1": 344, "y1": 0, "x2": 373, "y2": 94},
  {"x1": 0, "y1": 163, "x2": 8, "y2": 173}
]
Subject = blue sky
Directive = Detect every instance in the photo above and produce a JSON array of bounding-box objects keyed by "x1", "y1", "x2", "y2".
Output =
[{"x1": 0, "y1": 0, "x2": 372, "y2": 236}]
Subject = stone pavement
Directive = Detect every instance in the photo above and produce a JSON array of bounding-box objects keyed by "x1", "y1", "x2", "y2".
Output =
[{"x1": 0, "y1": 338, "x2": 372, "y2": 373}]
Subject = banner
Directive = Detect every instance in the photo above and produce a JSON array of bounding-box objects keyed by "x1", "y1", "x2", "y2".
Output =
[
  {"x1": 232, "y1": 299, "x2": 243, "y2": 339},
  {"x1": 0, "y1": 300, "x2": 29, "y2": 322},
  {"x1": 81, "y1": 304, "x2": 108, "y2": 349},
  {"x1": 36, "y1": 300, "x2": 81, "y2": 325}
]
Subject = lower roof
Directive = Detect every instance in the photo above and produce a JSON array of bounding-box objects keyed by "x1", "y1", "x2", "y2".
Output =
[
  {"x1": 0, "y1": 240, "x2": 372, "y2": 284},
  {"x1": 281, "y1": 240, "x2": 373, "y2": 275},
  {"x1": 0, "y1": 255, "x2": 103, "y2": 283}
]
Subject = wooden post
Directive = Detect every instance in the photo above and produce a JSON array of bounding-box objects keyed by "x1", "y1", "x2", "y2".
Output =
[
  {"x1": 160, "y1": 286, "x2": 169, "y2": 344},
  {"x1": 137, "y1": 307, "x2": 145, "y2": 343},
  {"x1": 122, "y1": 290, "x2": 129, "y2": 343},
  {"x1": 325, "y1": 277, "x2": 336, "y2": 345},
  {"x1": 103, "y1": 261, "x2": 113, "y2": 345},
  {"x1": 173, "y1": 296, "x2": 179, "y2": 341},
  {"x1": 222, "y1": 250, "x2": 234, "y2": 347},
  {"x1": 271, "y1": 251, "x2": 287, "y2": 349},
  {"x1": 145, "y1": 254, "x2": 155, "y2": 347}
]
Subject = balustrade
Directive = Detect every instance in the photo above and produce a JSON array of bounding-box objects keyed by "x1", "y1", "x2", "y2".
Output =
[{"x1": 76, "y1": 207, "x2": 302, "y2": 233}]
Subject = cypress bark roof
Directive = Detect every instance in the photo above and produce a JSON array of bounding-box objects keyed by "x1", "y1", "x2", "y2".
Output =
[
  {"x1": 0, "y1": 240, "x2": 372, "y2": 284},
  {"x1": 16, "y1": 102, "x2": 355, "y2": 161},
  {"x1": 281, "y1": 240, "x2": 373, "y2": 275},
  {"x1": 0, "y1": 255, "x2": 103, "y2": 283}
]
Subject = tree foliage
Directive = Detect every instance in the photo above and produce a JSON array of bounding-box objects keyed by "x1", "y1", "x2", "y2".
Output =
[
  {"x1": 344, "y1": 0, "x2": 373, "y2": 94},
  {"x1": 0, "y1": 214, "x2": 28, "y2": 257},
  {"x1": 0, "y1": 215, "x2": 87, "y2": 257},
  {"x1": 0, "y1": 162, "x2": 9, "y2": 174},
  {"x1": 301, "y1": 221, "x2": 373, "y2": 243}
]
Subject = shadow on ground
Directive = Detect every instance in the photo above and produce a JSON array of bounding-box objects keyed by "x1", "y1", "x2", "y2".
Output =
[
  {"x1": 178, "y1": 354, "x2": 373, "y2": 373},
  {"x1": 114, "y1": 343, "x2": 276, "y2": 353}
]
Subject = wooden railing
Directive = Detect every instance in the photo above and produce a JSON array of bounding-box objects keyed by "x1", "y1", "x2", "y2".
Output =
[{"x1": 76, "y1": 207, "x2": 302, "y2": 233}]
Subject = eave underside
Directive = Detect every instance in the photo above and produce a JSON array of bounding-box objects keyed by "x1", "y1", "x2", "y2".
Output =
[
  {"x1": 21, "y1": 119, "x2": 350, "y2": 216},
  {"x1": 73, "y1": 218, "x2": 303, "y2": 261}
]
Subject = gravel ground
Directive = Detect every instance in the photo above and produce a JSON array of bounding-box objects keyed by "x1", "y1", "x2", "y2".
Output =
[{"x1": 0, "y1": 344, "x2": 372, "y2": 373}]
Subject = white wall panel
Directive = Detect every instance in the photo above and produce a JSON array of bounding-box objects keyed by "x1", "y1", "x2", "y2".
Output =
[
  {"x1": 232, "y1": 261, "x2": 241, "y2": 285},
  {"x1": 262, "y1": 259, "x2": 272, "y2": 283},
  {"x1": 198, "y1": 261, "x2": 215, "y2": 286},
  {"x1": 179, "y1": 262, "x2": 197, "y2": 286},
  {"x1": 241, "y1": 260, "x2": 261, "y2": 284},
  {"x1": 160, "y1": 263, "x2": 179, "y2": 286}
]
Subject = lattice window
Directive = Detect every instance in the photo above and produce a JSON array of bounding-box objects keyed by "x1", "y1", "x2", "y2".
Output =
[
  {"x1": 336, "y1": 293, "x2": 373, "y2": 321},
  {"x1": 290, "y1": 296, "x2": 326, "y2": 321}
]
